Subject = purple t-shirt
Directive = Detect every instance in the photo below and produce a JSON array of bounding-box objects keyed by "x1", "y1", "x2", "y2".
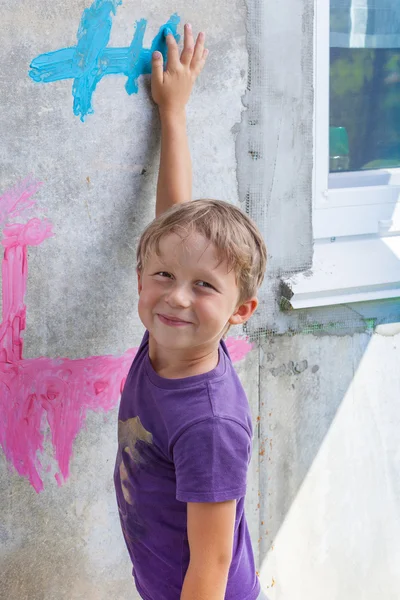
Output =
[{"x1": 114, "y1": 330, "x2": 261, "y2": 600}]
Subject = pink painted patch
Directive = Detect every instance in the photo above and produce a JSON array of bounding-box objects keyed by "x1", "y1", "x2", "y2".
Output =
[
  {"x1": 225, "y1": 336, "x2": 254, "y2": 362},
  {"x1": 0, "y1": 178, "x2": 253, "y2": 492}
]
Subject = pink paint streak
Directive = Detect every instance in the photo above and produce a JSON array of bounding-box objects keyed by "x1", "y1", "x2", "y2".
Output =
[
  {"x1": 225, "y1": 336, "x2": 254, "y2": 362},
  {"x1": 0, "y1": 177, "x2": 253, "y2": 492}
]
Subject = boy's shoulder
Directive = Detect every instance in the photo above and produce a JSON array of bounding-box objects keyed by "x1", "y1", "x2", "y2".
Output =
[{"x1": 120, "y1": 330, "x2": 253, "y2": 449}]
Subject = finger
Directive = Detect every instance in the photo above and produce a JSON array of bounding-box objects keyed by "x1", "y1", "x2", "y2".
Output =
[
  {"x1": 192, "y1": 48, "x2": 208, "y2": 78},
  {"x1": 151, "y1": 51, "x2": 164, "y2": 86},
  {"x1": 180, "y1": 23, "x2": 194, "y2": 66},
  {"x1": 191, "y1": 31, "x2": 205, "y2": 70},
  {"x1": 164, "y1": 29, "x2": 180, "y2": 70}
]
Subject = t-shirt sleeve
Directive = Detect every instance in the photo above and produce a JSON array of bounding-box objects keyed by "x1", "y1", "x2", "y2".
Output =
[{"x1": 172, "y1": 417, "x2": 252, "y2": 503}]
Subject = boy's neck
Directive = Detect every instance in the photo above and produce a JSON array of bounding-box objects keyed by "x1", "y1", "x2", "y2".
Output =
[{"x1": 148, "y1": 335, "x2": 220, "y2": 379}]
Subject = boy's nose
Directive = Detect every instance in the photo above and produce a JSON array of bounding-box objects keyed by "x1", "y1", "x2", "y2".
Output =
[{"x1": 165, "y1": 285, "x2": 192, "y2": 308}]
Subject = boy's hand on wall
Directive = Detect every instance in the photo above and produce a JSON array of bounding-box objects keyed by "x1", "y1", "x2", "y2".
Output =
[{"x1": 151, "y1": 23, "x2": 208, "y2": 115}]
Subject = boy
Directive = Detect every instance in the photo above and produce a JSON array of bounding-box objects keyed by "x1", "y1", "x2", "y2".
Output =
[{"x1": 114, "y1": 23, "x2": 269, "y2": 600}]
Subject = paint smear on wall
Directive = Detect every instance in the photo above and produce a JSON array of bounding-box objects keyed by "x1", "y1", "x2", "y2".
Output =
[
  {"x1": 0, "y1": 178, "x2": 254, "y2": 492},
  {"x1": 29, "y1": 0, "x2": 180, "y2": 121}
]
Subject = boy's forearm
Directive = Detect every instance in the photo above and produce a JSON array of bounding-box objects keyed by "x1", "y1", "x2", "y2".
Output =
[
  {"x1": 156, "y1": 108, "x2": 192, "y2": 217},
  {"x1": 180, "y1": 560, "x2": 230, "y2": 600}
]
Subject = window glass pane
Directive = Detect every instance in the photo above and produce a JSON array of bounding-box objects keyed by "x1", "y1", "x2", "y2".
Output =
[{"x1": 330, "y1": 5, "x2": 400, "y2": 173}]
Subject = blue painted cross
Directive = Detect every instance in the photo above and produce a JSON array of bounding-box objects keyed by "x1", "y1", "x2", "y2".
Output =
[{"x1": 29, "y1": 0, "x2": 180, "y2": 122}]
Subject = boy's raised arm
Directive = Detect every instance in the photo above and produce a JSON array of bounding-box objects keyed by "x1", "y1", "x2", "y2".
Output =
[{"x1": 151, "y1": 24, "x2": 208, "y2": 218}]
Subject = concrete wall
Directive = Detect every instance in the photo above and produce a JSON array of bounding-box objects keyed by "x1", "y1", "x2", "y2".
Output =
[
  {"x1": 1, "y1": 1, "x2": 400, "y2": 599},
  {"x1": 256, "y1": 327, "x2": 400, "y2": 599},
  {"x1": 242, "y1": 1, "x2": 400, "y2": 598},
  {"x1": 1, "y1": 1, "x2": 249, "y2": 598}
]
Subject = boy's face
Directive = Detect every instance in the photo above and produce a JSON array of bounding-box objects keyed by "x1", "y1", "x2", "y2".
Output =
[{"x1": 137, "y1": 232, "x2": 257, "y2": 352}]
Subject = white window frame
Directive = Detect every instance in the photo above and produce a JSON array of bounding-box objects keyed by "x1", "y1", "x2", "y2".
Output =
[
  {"x1": 283, "y1": 0, "x2": 400, "y2": 309},
  {"x1": 313, "y1": 0, "x2": 400, "y2": 240}
]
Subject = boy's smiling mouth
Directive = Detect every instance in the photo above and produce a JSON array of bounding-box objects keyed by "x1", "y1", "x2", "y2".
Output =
[{"x1": 157, "y1": 314, "x2": 193, "y2": 326}]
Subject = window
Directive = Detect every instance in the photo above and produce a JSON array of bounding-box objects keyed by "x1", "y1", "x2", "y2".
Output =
[
  {"x1": 286, "y1": 0, "x2": 400, "y2": 309},
  {"x1": 330, "y1": 47, "x2": 400, "y2": 174},
  {"x1": 314, "y1": 0, "x2": 400, "y2": 239}
]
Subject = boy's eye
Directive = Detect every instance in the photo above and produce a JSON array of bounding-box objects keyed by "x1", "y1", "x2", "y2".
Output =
[
  {"x1": 156, "y1": 271, "x2": 172, "y2": 278},
  {"x1": 154, "y1": 273, "x2": 215, "y2": 290},
  {"x1": 197, "y1": 281, "x2": 214, "y2": 289}
]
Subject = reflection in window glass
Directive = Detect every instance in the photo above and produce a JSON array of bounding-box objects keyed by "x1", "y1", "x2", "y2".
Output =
[
  {"x1": 330, "y1": 49, "x2": 400, "y2": 173},
  {"x1": 329, "y1": 1, "x2": 400, "y2": 173}
]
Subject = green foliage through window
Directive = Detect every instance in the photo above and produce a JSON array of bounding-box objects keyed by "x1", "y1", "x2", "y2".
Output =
[{"x1": 330, "y1": 48, "x2": 400, "y2": 171}]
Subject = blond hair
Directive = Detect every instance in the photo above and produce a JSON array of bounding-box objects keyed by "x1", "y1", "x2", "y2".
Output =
[{"x1": 136, "y1": 199, "x2": 267, "y2": 305}]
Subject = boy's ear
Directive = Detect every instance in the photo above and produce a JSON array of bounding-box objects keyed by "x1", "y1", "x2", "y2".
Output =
[
  {"x1": 137, "y1": 269, "x2": 142, "y2": 294},
  {"x1": 228, "y1": 297, "x2": 258, "y2": 326}
]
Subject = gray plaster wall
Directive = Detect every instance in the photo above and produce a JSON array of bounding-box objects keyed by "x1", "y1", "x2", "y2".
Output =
[
  {"x1": 1, "y1": 0, "x2": 400, "y2": 599},
  {"x1": 256, "y1": 327, "x2": 400, "y2": 599},
  {"x1": 0, "y1": 1, "x2": 250, "y2": 598},
  {"x1": 244, "y1": 1, "x2": 400, "y2": 597}
]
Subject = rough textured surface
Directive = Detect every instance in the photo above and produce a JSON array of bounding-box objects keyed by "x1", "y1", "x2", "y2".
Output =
[
  {"x1": 0, "y1": 0, "x2": 247, "y2": 360},
  {"x1": 0, "y1": 1, "x2": 250, "y2": 598},
  {"x1": 236, "y1": 0, "x2": 314, "y2": 335},
  {"x1": 258, "y1": 331, "x2": 400, "y2": 598},
  {"x1": 0, "y1": 409, "x2": 133, "y2": 600}
]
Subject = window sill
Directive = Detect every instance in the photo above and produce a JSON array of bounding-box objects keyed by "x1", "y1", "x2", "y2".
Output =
[{"x1": 281, "y1": 235, "x2": 400, "y2": 309}]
